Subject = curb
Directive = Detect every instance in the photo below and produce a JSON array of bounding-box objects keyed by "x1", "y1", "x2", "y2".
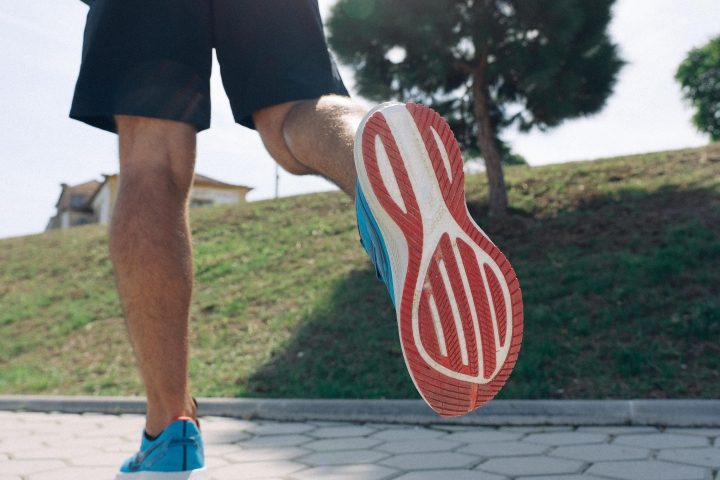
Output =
[{"x1": 1, "y1": 395, "x2": 719, "y2": 427}]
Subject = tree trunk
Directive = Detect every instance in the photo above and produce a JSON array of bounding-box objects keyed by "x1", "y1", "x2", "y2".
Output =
[{"x1": 472, "y1": 54, "x2": 508, "y2": 216}]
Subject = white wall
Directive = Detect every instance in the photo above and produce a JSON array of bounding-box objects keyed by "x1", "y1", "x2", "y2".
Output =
[
  {"x1": 190, "y1": 187, "x2": 243, "y2": 206},
  {"x1": 91, "y1": 183, "x2": 113, "y2": 225}
]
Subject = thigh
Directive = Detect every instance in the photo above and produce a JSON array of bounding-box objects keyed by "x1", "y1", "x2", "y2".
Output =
[
  {"x1": 212, "y1": 0, "x2": 349, "y2": 129},
  {"x1": 70, "y1": 0, "x2": 214, "y2": 133}
]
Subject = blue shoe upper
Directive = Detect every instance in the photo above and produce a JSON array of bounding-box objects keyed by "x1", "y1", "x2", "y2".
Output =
[
  {"x1": 119, "y1": 418, "x2": 204, "y2": 473},
  {"x1": 356, "y1": 182, "x2": 396, "y2": 306}
]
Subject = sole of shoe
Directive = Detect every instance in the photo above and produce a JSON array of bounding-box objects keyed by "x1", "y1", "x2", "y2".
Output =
[
  {"x1": 355, "y1": 102, "x2": 524, "y2": 417},
  {"x1": 116, "y1": 468, "x2": 206, "y2": 480}
]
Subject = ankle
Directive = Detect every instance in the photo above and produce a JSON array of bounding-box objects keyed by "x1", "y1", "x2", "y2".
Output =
[{"x1": 145, "y1": 395, "x2": 198, "y2": 437}]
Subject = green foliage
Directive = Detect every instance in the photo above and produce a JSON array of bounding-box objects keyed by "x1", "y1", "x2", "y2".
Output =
[
  {"x1": 1, "y1": 145, "x2": 719, "y2": 399},
  {"x1": 676, "y1": 34, "x2": 720, "y2": 141},
  {"x1": 327, "y1": 0, "x2": 623, "y2": 155}
]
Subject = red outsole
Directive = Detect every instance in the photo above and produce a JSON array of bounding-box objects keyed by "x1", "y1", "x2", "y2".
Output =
[{"x1": 361, "y1": 103, "x2": 524, "y2": 416}]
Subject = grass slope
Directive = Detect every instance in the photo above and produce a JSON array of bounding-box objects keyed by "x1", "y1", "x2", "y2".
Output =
[{"x1": 1, "y1": 145, "x2": 719, "y2": 399}]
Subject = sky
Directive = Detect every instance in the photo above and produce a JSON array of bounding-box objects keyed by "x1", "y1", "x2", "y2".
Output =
[{"x1": 0, "y1": 0, "x2": 718, "y2": 239}]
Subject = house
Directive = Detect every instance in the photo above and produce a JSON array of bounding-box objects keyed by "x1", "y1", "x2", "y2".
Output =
[
  {"x1": 47, "y1": 174, "x2": 252, "y2": 230},
  {"x1": 46, "y1": 180, "x2": 101, "y2": 230}
]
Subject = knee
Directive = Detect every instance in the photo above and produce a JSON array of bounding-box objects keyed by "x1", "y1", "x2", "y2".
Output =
[
  {"x1": 115, "y1": 115, "x2": 196, "y2": 196},
  {"x1": 253, "y1": 96, "x2": 367, "y2": 176}
]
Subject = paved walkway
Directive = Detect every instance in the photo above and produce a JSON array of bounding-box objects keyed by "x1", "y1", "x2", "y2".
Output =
[{"x1": 1, "y1": 411, "x2": 719, "y2": 480}]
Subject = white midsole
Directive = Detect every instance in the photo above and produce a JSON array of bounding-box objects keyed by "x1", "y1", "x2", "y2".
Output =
[
  {"x1": 354, "y1": 104, "x2": 513, "y2": 384},
  {"x1": 116, "y1": 468, "x2": 207, "y2": 480},
  {"x1": 355, "y1": 102, "x2": 410, "y2": 315}
]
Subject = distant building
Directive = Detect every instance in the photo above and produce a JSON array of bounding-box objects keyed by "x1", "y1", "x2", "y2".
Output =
[
  {"x1": 46, "y1": 180, "x2": 101, "y2": 230},
  {"x1": 47, "y1": 174, "x2": 252, "y2": 231}
]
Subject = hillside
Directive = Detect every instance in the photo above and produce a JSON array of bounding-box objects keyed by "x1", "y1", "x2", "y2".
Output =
[{"x1": 1, "y1": 145, "x2": 719, "y2": 400}]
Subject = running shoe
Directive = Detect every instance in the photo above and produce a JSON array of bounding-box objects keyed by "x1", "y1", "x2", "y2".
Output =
[
  {"x1": 355, "y1": 102, "x2": 523, "y2": 417},
  {"x1": 116, "y1": 417, "x2": 205, "y2": 479}
]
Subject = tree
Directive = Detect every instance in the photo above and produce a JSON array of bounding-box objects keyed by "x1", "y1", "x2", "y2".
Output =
[
  {"x1": 327, "y1": 0, "x2": 623, "y2": 215},
  {"x1": 676, "y1": 35, "x2": 720, "y2": 142}
]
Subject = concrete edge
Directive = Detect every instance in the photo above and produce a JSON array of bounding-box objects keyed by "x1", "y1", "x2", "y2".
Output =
[{"x1": 1, "y1": 396, "x2": 718, "y2": 427}]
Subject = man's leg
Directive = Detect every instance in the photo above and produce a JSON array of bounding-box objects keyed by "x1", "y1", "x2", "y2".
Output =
[
  {"x1": 253, "y1": 95, "x2": 367, "y2": 197},
  {"x1": 111, "y1": 115, "x2": 197, "y2": 437},
  {"x1": 254, "y1": 98, "x2": 524, "y2": 417}
]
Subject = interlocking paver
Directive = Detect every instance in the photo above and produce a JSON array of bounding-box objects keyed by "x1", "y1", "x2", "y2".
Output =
[
  {"x1": 304, "y1": 437, "x2": 383, "y2": 451},
  {"x1": 210, "y1": 460, "x2": 305, "y2": 479},
  {"x1": 447, "y1": 431, "x2": 522, "y2": 443},
  {"x1": 657, "y1": 447, "x2": 720, "y2": 468},
  {"x1": 240, "y1": 434, "x2": 311, "y2": 448},
  {"x1": 524, "y1": 432, "x2": 608, "y2": 446},
  {"x1": 477, "y1": 455, "x2": 585, "y2": 476},
  {"x1": 69, "y1": 452, "x2": 124, "y2": 466},
  {"x1": 381, "y1": 452, "x2": 477, "y2": 470},
  {"x1": 245, "y1": 422, "x2": 316, "y2": 436},
  {"x1": 310, "y1": 421, "x2": 352, "y2": 427},
  {"x1": 0, "y1": 429, "x2": 31, "y2": 440},
  {"x1": 224, "y1": 447, "x2": 309, "y2": 462},
  {"x1": 13, "y1": 413, "x2": 56, "y2": 422},
  {"x1": 613, "y1": 433, "x2": 710, "y2": 449},
  {"x1": 290, "y1": 464, "x2": 398, "y2": 480},
  {"x1": 204, "y1": 456, "x2": 230, "y2": 468},
  {"x1": 198, "y1": 444, "x2": 240, "y2": 456},
  {"x1": 202, "y1": 428, "x2": 252, "y2": 444},
  {"x1": 44, "y1": 436, "x2": 127, "y2": 448},
  {"x1": 0, "y1": 437, "x2": 50, "y2": 453},
  {"x1": 665, "y1": 428, "x2": 720, "y2": 437},
  {"x1": 576, "y1": 426, "x2": 659, "y2": 435},
  {"x1": 2, "y1": 459, "x2": 66, "y2": 475},
  {"x1": 393, "y1": 470, "x2": 508, "y2": 480},
  {"x1": 586, "y1": 460, "x2": 708, "y2": 480},
  {"x1": 458, "y1": 441, "x2": 548, "y2": 457},
  {"x1": 370, "y1": 427, "x2": 445, "y2": 441},
  {"x1": 430, "y1": 425, "x2": 490, "y2": 432},
  {"x1": 27, "y1": 466, "x2": 118, "y2": 480},
  {"x1": 300, "y1": 449, "x2": 388, "y2": 466},
  {"x1": 101, "y1": 441, "x2": 141, "y2": 453},
  {"x1": 17, "y1": 423, "x2": 63, "y2": 434},
  {"x1": 550, "y1": 444, "x2": 650, "y2": 462},
  {"x1": 516, "y1": 476, "x2": 608, "y2": 480},
  {"x1": 202, "y1": 417, "x2": 256, "y2": 431},
  {"x1": 13, "y1": 446, "x2": 98, "y2": 459},
  {"x1": 375, "y1": 438, "x2": 461, "y2": 453},
  {"x1": 310, "y1": 425, "x2": 376, "y2": 438},
  {"x1": 500, "y1": 426, "x2": 573, "y2": 433},
  {"x1": 2, "y1": 411, "x2": 718, "y2": 480},
  {"x1": 75, "y1": 425, "x2": 138, "y2": 437}
]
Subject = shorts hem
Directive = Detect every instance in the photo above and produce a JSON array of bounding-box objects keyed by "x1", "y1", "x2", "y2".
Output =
[{"x1": 69, "y1": 110, "x2": 210, "y2": 134}]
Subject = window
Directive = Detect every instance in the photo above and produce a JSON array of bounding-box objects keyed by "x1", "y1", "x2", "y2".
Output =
[
  {"x1": 69, "y1": 194, "x2": 86, "y2": 209},
  {"x1": 190, "y1": 198, "x2": 213, "y2": 208}
]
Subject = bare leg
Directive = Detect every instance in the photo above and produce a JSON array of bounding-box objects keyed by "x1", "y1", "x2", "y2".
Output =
[
  {"x1": 111, "y1": 115, "x2": 197, "y2": 437},
  {"x1": 253, "y1": 95, "x2": 368, "y2": 197}
]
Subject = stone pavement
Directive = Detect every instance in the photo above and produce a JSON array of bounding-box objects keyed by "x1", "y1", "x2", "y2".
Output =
[{"x1": 1, "y1": 411, "x2": 719, "y2": 480}]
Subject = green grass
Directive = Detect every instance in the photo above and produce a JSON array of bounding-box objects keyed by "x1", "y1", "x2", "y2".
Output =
[{"x1": 1, "y1": 144, "x2": 719, "y2": 399}]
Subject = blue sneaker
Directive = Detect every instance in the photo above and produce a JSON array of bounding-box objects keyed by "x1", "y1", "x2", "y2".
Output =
[
  {"x1": 116, "y1": 417, "x2": 206, "y2": 479},
  {"x1": 355, "y1": 103, "x2": 524, "y2": 417}
]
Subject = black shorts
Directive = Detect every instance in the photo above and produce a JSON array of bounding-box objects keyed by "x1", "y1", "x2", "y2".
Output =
[{"x1": 69, "y1": 0, "x2": 349, "y2": 133}]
